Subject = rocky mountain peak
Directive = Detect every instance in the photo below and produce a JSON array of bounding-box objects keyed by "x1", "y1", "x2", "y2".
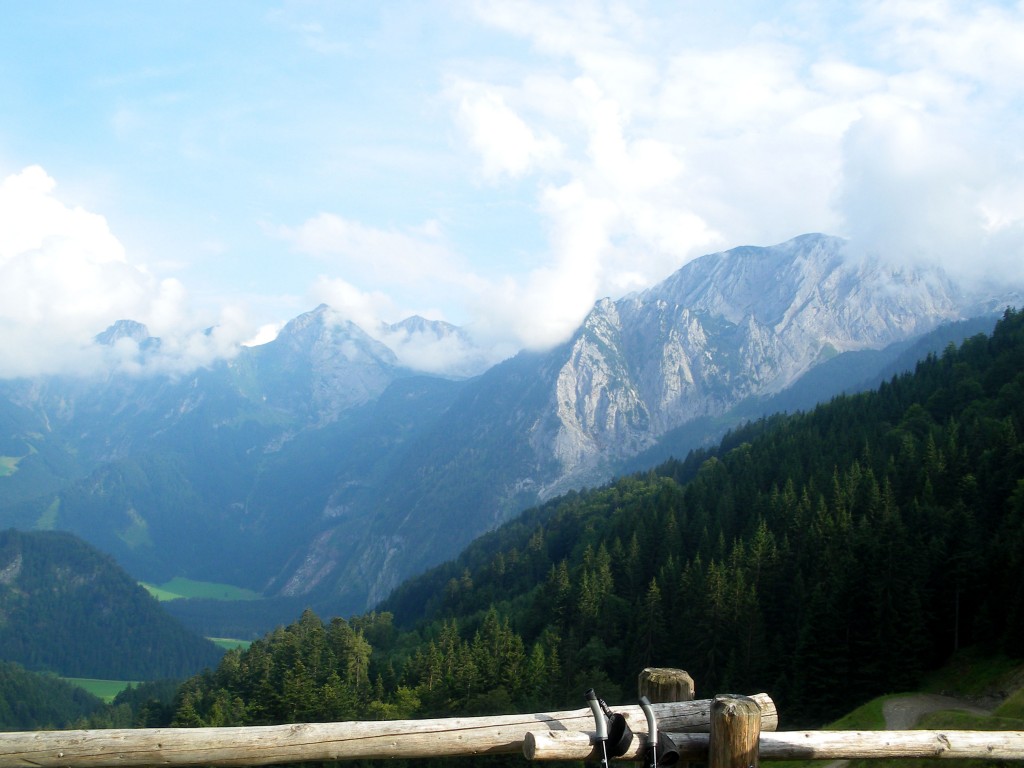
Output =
[
  {"x1": 539, "y1": 233, "x2": 1010, "y2": 491},
  {"x1": 94, "y1": 319, "x2": 158, "y2": 349},
  {"x1": 245, "y1": 304, "x2": 404, "y2": 423},
  {"x1": 273, "y1": 305, "x2": 397, "y2": 365},
  {"x1": 385, "y1": 315, "x2": 462, "y2": 339}
]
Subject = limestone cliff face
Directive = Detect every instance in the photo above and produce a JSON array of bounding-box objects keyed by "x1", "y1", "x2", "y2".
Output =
[{"x1": 536, "y1": 234, "x2": 1016, "y2": 491}]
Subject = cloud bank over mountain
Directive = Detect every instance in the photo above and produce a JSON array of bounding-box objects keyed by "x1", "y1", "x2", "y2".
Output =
[
  {"x1": 2, "y1": 2, "x2": 1024, "y2": 378},
  {"x1": 0, "y1": 168, "x2": 251, "y2": 377}
]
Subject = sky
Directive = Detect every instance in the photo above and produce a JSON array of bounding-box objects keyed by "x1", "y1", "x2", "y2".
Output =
[{"x1": 2, "y1": 1, "x2": 1024, "y2": 378}]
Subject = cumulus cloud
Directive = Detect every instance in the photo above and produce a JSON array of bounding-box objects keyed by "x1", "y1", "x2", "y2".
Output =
[
  {"x1": 291, "y1": 0, "x2": 1024, "y2": 366},
  {"x1": 837, "y1": 97, "x2": 982, "y2": 266},
  {"x1": 453, "y1": 85, "x2": 562, "y2": 180},
  {"x1": 444, "y1": 0, "x2": 1024, "y2": 349},
  {"x1": 378, "y1": 322, "x2": 493, "y2": 378},
  {"x1": 278, "y1": 212, "x2": 468, "y2": 289},
  {"x1": 308, "y1": 275, "x2": 403, "y2": 334},
  {"x1": 0, "y1": 165, "x2": 255, "y2": 377},
  {"x1": 832, "y1": 3, "x2": 1024, "y2": 282}
]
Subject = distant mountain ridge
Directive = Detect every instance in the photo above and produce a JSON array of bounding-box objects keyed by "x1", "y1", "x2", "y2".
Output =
[{"x1": 0, "y1": 233, "x2": 1019, "y2": 624}]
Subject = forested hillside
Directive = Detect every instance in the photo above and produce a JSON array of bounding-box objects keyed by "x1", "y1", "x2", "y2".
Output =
[
  {"x1": 0, "y1": 529, "x2": 224, "y2": 679},
  {"x1": 172, "y1": 308, "x2": 1024, "y2": 729},
  {"x1": 0, "y1": 662, "x2": 104, "y2": 730}
]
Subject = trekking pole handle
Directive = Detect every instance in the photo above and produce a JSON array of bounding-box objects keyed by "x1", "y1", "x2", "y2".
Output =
[
  {"x1": 639, "y1": 695, "x2": 657, "y2": 745},
  {"x1": 585, "y1": 688, "x2": 609, "y2": 739}
]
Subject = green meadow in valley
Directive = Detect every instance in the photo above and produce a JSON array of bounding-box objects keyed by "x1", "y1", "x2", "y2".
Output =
[{"x1": 142, "y1": 577, "x2": 261, "y2": 602}]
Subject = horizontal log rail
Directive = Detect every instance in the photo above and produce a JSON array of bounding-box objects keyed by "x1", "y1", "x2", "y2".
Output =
[
  {"x1": 758, "y1": 730, "x2": 1024, "y2": 761},
  {"x1": 525, "y1": 729, "x2": 1024, "y2": 762},
  {"x1": 0, "y1": 695, "x2": 776, "y2": 768},
  {"x1": 6, "y1": 690, "x2": 1024, "y2": 764}
]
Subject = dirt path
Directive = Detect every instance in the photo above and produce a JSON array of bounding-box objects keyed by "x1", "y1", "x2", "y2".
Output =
[{"x1": 882, "y1": 693, "x2": 994, "y2": 730}]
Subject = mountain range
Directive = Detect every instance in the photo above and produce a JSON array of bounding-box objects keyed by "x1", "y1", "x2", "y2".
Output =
[{"x1": 0, "y1": 233, "x2": 1018, "y2": 624}]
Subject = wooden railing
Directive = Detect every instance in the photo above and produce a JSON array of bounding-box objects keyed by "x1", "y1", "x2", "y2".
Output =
[
  {"x1": 0, "y1": 695, "x2": 770, "y2": 767},
  {"x1": 1, "y1": 669, "x2": 1022, "y2": 766}
]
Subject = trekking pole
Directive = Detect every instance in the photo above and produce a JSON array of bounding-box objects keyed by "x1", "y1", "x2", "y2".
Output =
[
  {"x1": 585, "y1": 688, "x2": 611, "y2": 768},
  {"x1": 640, "y1": 695, "x2": 658, "y2": 768}
]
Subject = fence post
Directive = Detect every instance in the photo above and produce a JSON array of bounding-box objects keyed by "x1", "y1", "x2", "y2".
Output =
[
  {"x1": 639, "y1": 668, "x2": 694, "y2": 768},
  {"x1": 638, "y1": 667, "x2": 695, "y2": 704},
  {"x1": 709, "y1": 695, "x2": 761, "y2": 768}
]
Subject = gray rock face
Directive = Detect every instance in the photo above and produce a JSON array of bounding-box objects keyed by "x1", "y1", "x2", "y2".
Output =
[
  {"x1": 244, "y1": 304, "x2": 405, "y2": 423},
  {"x1": 538, "y1": 234, "x2": 1017, "y2": 491}
]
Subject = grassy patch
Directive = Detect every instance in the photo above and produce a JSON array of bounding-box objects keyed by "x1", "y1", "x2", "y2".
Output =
[
  {"x1": 117, "y1": 507, "x2": 153, "y2": 550},
  {"x1": 777, "y1": 650, "x2": 1024, "y2": 768},
  {"x1": 142, "y1": 583, "x2": 183, "y2": 601},
  {"x1": 209, "y1": 637, "x2": 253, "y2": 651},
  {"x1": 62, "y1": 677, "x2": 135, "y2": 703},
  {"x1": 770, "y1": 695, "x2": 893, "y2": 768},
  {"x1": 34, "y1": 498, "x2": 60, "y2": 530},
  {"x1": 918, "y1": 708, "x2": 1024, "y2": 730},
  {"x1": 996, "y1": 687, "x2": 1024, "y2": 720},
  {"x1": 849, "y1": 705, "x2": 1024, "y2": 768},
  {"x1": 142, "y1": 576, "x2": 261, "y2": 601},
  {"x1": 827, "y1": 694, "x2": 891, "y2": 730}
]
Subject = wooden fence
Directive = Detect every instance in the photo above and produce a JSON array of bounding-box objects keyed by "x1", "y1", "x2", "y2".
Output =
[{"x1": 1, "y1": 669, "x2": 1022, "y2": 766}]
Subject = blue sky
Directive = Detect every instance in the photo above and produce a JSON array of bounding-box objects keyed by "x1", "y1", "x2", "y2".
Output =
[{"x1": 2, "y1": 1, "x2": 1024, "y2": 377}]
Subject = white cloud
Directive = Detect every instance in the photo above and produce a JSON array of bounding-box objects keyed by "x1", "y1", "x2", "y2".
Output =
[
  {"x1": 829, "y1": 3, "x2": 1024, "y2": 280},
  {"x1": 0, "y1": 165, "x2": 257, "y2": 377},
  {"x1": 377, "y1": 324, "x2": 493, "y2": 378},
  {"x1": 308, "y1": 275, "x2": 402, "y2": 333},
  {"x1": 279, "y1": 212, "x2": 466, "y2": 288},
  {"x1": 453, "y1": 85, "x2": 562, "y2": 180},
  {"x1": 448, "y1": 0, "x2": 1024, "y2": 332},
  {"x1": 244, "y1": 322, "x2": 286, "y2": 347}
]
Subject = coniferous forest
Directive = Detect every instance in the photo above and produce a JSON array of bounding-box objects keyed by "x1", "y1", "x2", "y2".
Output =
[
  {"x1": 0, "y1": 529, "x2": 224, "y2": 680},
  {"x1": 0, "y1": 661, "x2": 105, "y2": 730},
  {"x1": 162, "y1": 308, "x2": 1024, "y2": 731}
]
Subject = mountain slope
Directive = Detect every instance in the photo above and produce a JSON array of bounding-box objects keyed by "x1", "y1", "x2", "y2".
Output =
[
  {"x1": 176, "y1": 308, "x2": 1024, "y2": 729},
  {"x1": 0, "y1": 529, "x2": 223, "y2": 679},
  {"x1": 378, "y1": 307, "x2": 1024, "y2": 722},
  {"x1": 0, "y1": 661, "x2": 105, "y2": 730},
  {"x1": 0, "y1": 305, "x2": 458, "y2": 590},
  {"x1": 282, "y1": 235, "x2": 1019, "y2": 612},
  {"x1": 618, "y1": 313, "x2": 1003, "y2": 475}
]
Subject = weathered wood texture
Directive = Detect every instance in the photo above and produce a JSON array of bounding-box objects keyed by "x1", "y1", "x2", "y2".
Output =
[
  {"x1": 687, "y1": 731, "x2": 1024, "y2": 761},
  {"x1": 526, "y1": 730, "x2": 1024, "y2": 761},
  {"x1": 522, "y1": 693, "x2": 776, "y2": 762},
  {"x1": 0, "y1": 696, "x2": 775, "y2": 768},
  {"x1": 709, "y1": 695, "x2": 761, "y2": 768},
  {"x1": 639, "y1": 668, "x2": 695, "y2": 704}
]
